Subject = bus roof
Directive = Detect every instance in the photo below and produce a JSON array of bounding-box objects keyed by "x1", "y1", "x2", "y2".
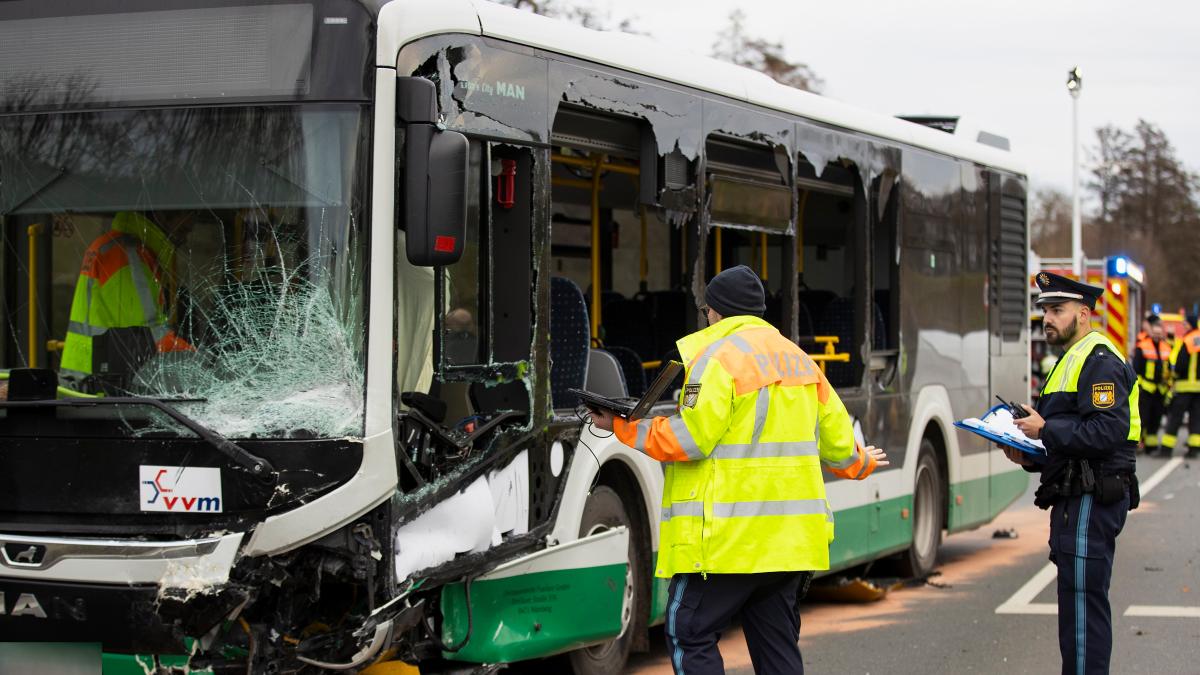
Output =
[{"x1": 377, "y1": 0, "x2": 1027, "y2": 176}]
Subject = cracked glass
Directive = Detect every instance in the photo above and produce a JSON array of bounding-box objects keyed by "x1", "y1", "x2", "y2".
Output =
[{"x1": 0, "y1": 104, "x2": 369, "y2": 439}]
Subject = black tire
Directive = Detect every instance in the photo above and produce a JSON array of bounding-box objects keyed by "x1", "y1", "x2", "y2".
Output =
[
  {"x1": 568, "y1": 485, "x2": 642, "y2": 675},
  {"x1": 897, "y1": 439, "x2": 945, "y2": 578}
]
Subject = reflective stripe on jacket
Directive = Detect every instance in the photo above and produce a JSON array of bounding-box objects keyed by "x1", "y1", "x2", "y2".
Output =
[
  {"x1": 612, "y1": 315, "x2": 875, "y2": 578},
  {"x1": 1169, "y1": 329, "x2": 1200, "y2": 393},
  {"x1": 1133, "y1": 336, "x2": 1171, "y2": 394},
  {"x1": 1040, "y1": 331, "x2": 1141, "y2": 445},
  {"x1": 60, "y1": 212, "x2": 190, "y2": 377}
]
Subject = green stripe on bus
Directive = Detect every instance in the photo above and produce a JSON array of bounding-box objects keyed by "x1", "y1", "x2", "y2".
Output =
[
  {"x1": 441, "y1": 563, "x2": 628, "y2": 663},
  {"x1": 103, "y1": 654, "x2": 210, "y2": 674}
]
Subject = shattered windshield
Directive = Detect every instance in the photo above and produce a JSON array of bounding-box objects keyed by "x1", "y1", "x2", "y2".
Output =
[{"x1": 0, "y1": 105, "x2": 369, "y2": 439}]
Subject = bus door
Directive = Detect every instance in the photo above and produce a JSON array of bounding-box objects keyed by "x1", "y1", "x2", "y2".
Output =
[{"x1": 984, "y1": 168, "x2": 1030, "y2": 515}]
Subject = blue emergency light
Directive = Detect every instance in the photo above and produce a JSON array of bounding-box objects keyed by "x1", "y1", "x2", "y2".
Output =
[{"x1": 1106, "y1": 256, "x2": 1144, "y2": 284}]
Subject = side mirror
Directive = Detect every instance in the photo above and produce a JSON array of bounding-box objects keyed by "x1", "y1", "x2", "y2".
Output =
[{"x1": 399, "y1": 77, "x2": 468, "y2": 267}]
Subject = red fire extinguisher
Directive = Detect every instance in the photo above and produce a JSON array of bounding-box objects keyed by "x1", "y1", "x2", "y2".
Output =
[{"x1": 496, "y1": 159, "x2": 517, "y2": 209}]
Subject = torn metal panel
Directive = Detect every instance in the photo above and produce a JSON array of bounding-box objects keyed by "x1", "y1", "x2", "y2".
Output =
[
  {"x1": 795, "y1": 119, "x2": 902, "y2": 194},
  {"x1": 702, "y1": 98, "x2": 794, "y2": 155},
  {"x1": 396, "y1": 35, "x2": 549, "y2": 144},
  {"x1": 392, "y1": 450, "x2": 530, "y2": 580},
  {"x1": 548, "y1": 60, "x2": 704, "y2": 161}
]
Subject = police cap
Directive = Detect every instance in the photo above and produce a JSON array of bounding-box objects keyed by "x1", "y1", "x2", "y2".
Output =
[{"x1": 1034, "y1": 271, "x2": 1103, "y2": 309}]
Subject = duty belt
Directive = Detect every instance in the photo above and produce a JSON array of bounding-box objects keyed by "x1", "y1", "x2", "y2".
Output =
[{"x1": 1034, "y1": 459, "x2": 1139, "y2": 510}]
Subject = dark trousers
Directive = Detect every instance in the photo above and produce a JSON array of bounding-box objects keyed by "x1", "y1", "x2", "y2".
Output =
[
  {"x1": 1048, "y1": 491, "x2": 1129, "y2": 675},
  {"x1": 665, "y1": 571, "x2": 811, "y2": 675},
  {"x1": 1137, "y1": 389, "x2": 1165, "y2": 447},
  {"x1": 1162, "y1": 392, "x2": 1200, "y2": 453}
]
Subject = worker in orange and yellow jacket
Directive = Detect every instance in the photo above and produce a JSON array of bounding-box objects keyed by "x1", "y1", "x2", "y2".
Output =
[
  {"x1": 59, "y1": 211, "x2": 195, "y2": 391},
  {"x1": 1162, "y1": 313, "x2": 1200, "y2": 458},
  {"x1": 1132, "y1": 315, "x2": 1172, "y2": 453},
  {"x1": 589, "y1": 265, "x2": 887, "y2": 675}
]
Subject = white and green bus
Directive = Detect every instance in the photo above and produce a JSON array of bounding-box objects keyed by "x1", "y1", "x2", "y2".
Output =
[{"x1": 0, "y1": 0, "x2": 1029, "y2": 672}]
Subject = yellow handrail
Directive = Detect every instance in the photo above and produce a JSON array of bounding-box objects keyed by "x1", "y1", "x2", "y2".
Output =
[
  {"x1": 808, "y1": 335, "x2": 850, "y2": 373},
  {"x1": 551, "y1": 176, "x2": 594, "y2": 190},
  {"x1": 590, "y1": 155, "x2": 603, "y2": 339},
  {"x1": 552, "y1": 153, "x2": 639, "y2": 176},
  {"x1": 641, "y1": 360, "x2": 663, "y2": 370},
  {"x1": 27, "y1": 223, "x2": 43, "y2": 368},
  {"x1": 760, "y1": 232, "x2": 768, "y2": 281}
]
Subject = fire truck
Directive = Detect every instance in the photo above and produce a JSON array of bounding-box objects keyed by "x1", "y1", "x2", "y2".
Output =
[{"x1": 1030, "y1": 255, "x2": 1146, "y2": 396}]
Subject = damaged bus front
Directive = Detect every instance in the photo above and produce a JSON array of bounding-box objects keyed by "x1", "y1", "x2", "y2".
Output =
[
  {"x1": 0, "y1": 0, "x2": 379, "y2": 660},
  {"x1": 1, "y1": 1, "x2": 635, "y2": 672}
]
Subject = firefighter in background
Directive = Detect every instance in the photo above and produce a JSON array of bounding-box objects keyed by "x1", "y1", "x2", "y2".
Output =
[
  {"x1": 1161, "y1": 313, "x2": 1200, "y2": 458},
  {"x1": 59, "y1": 211, "x2": 195, "y2": 391},
  {"x1": 588, "y1": 265, "x2": 887, "y2": 675},
  {"x1": 1132, "y1": 315, "x2": 1172, "y2": 454}
]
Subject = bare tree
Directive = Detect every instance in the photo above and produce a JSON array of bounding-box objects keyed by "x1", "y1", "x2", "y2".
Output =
[
  {"x1": 712, "y1": 10, "x2": 823, "y2": 93},
  {"x1": 1085, "y1": 119, "x2": 1200, "y2": 309},
  {"x1": 1087, "y1": 125, "x2": 1131, "y2": 227},
  {"x1": 1030, "y1": 188, "x2": 1073, "y2": 258}
]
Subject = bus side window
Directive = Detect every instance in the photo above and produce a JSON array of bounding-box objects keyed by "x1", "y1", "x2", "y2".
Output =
[
  {"x1": 488, "y1": 145, "x2": 534, "y2": 364},
  {"x1": 796, "y1": 154, "x2": 864, "y2": 389},
  {"x1": 439, "y1": 141, "x2": 486, "y2": 368},
  {"x1": 432, "y1": 142, "x2": 535, "y2": 370},
  {"x1": 872, "y1": 173, "x2": 900, "y2": 352}
]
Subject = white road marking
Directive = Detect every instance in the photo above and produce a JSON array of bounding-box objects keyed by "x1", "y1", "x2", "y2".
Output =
[
  {"x1": 994, "y1": 457, "x2": 1184, "y2": 616},
  {"x1": 1124, "y1": 605, "x2": 1200, "y2": 618},
  {"x1": 995, "y1": 563, "x2": 1058, "y2": 614},
  {"x1": 1138, "y1": 456, "x2": 1184, "y2": 495}
]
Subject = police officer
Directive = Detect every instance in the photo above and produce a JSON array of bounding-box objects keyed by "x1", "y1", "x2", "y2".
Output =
[
  {"x1": 1132, "y1": 315, "x2": 1171, "y2": 454},
  {"x1": 589, "y1": 265, "x2": 887, "y2": 674},
  {"x1": 1161, "y1": 313, "x2": 1200, "y2": 458},
  {"x1": 1005, "y1": 272, "x2": 1139, "y2": 675}
]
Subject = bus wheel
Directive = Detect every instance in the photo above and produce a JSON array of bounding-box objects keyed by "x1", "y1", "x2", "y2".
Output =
[
  {"x1": 898, "y1": 439, "x2": 944, "y2": 578},
  {"x1": 569, "y1": 485, "x2": 641, "y2": 675}
]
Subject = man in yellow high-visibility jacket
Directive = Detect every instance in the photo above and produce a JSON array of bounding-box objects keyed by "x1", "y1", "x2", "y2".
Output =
[
  {"x1": 589, "y1": 265, "x2": 887, "y2": 675},
  {"x1": 1132, "y1": 315, "x2": 1171, "y2": 454},
  {"x1": 1162, "y1": 313, "x2": 1200, "y2": 458},
  {"x1": 60, "y1": 211, "x2": 195, "y2": 391}
]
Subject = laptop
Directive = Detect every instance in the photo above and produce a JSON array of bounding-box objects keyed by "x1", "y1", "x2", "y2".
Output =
[{"x1": 570, "y1": 360, "x2": 684, "y2": 420}]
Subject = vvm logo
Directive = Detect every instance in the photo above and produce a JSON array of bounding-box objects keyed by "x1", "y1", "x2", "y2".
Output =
[{"x1": 139, "y1": 466, "x2": 223, "y2": 513}]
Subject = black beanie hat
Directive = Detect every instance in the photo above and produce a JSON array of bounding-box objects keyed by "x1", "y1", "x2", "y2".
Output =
[{"x1": 704, "y1": 265, "x2": 765, "y2": 318}]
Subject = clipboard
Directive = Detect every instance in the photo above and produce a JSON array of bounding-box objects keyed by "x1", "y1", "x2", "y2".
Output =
[{"x1": 954, "y1": 404, "x2": 1047, "y2": 462}]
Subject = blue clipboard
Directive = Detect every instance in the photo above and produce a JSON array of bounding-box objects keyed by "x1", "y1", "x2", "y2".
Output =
[{"x1": 953, "y1": 404, "x2": 1047, "y2": 462}]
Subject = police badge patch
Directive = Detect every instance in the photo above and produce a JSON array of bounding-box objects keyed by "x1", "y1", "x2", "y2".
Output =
[
  {"x1": 682, "y1": 384, "x2": 701, "y2": 408},
  {"x1": 1092, "y1": 383, "x2": 1116, "y2": 408}
]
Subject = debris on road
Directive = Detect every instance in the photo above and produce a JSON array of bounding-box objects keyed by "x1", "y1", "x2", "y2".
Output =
[
  {"x1": 807, "y1": 576, "x2": 904, "y2": 602},
  {"x1": 992, "y1": 528, "x2": 1019, "y2": 539}
]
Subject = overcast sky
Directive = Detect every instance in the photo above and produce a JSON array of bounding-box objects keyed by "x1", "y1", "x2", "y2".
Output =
[{"x1": 597, "y1": 0, "x2": 1200, "y2": 199}]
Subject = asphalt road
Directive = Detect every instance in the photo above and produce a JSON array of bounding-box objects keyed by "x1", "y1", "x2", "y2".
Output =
[{"x1": 627, "y1": 451, "x2": 1200, "y2": 674}]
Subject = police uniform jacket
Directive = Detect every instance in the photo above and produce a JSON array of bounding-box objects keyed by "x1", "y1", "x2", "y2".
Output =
[{"x1": 1033, "y1": 331, "x2": 1139, "y2": 481}]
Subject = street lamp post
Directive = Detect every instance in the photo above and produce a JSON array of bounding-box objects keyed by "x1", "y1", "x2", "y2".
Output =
[{"x1": 1067, "y1": 66, "x2": 1083, "y2": 277}]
